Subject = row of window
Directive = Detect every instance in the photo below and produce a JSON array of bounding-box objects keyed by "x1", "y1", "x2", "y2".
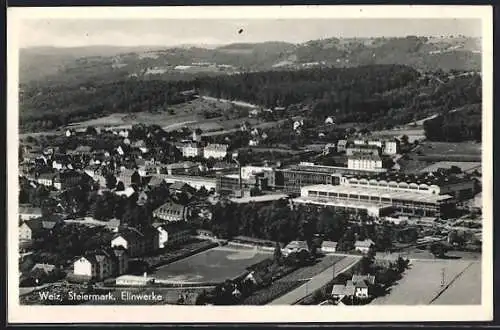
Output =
[{"x1": 307, "y1": 190, "x2": 440, "y2": 207}]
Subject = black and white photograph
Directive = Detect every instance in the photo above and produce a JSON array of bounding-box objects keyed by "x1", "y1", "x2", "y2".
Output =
[{"x1": 7, "y1": 5, "x2": 493, "y2": 323}]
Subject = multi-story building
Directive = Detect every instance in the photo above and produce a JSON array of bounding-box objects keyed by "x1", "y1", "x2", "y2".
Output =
[
  {"x1": 347, "y1": 154, "x2": 383, "y2": 171},
  {"x1": 342, "y1": 171, "x2": 475, "y2": 201},
  {"x1": 216, "y1": 173, "x2": 244, "y2": 197},
  {"x1": 153, "y1": 201, "x2": 186, "y2": 222},
  {"x1": 181, "y1": 143, "x2": 203, "y2": 158},
  {"x1": 294, "y1": 182, "x2": 455, "y2": 218},
  {"x1": 346, "y1": 144, "x2": 381, "y2": 156},
  {"x1": 352, "y1": 138, "x2": 400, "y2": 155},
  {"x1": 277, "y1": 163, "x2": 342, "y2": 195},
  {"x1": 153, "y1": 222, "x2": 192, "y2": 249},
  {"x1": 203, "y1": 144, "x2": 229, "y2": 160}
]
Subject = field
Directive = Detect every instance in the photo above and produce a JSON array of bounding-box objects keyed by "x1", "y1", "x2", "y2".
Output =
[
  {"x1": 371, "y1": 260, "x2": 481, "y2": 305},
  {"x1": 152, "y1": 246, "x2": 271, "y2": 284},
  {"x1": 413, "y1": 141, "x2": 482, "y2": 161}
]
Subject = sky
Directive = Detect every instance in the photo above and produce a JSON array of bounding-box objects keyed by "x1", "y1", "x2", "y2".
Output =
[{"x1": 18, "y1": 18, "x2": 481, "y2": 48}]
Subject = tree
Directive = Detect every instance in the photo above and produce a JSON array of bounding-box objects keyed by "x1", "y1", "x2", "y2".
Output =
[
  {"x1": 273, "y1": 242, "x2": 282, "y2": 265},
  {"x1": 429, "y1": 242, "x2": 447, "y2": 258},
  {"x1": 116, "y1": 181, "x2": 125, "y2": 191},
  {"x1": 105, "y1": 174, "x2": 117, "y2": 189},
  {"x1": 401, "y1": 134, "x2": 409, "y2": 145}
]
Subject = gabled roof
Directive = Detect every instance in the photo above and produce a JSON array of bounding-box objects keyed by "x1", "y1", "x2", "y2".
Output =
[
  {"x1": 332, "y1": 284, "x2": 346, "y2": 295},
  {"x1": 114, "y1": 227, "x2": 145, "y2": 242},
  {"x1": 21, "y1": 219, "x2": 44, "y2": 232},
  {"x1": 355, "y1": 239, "x2": 375, "y2": 248},
  {"x1": 322, "y1": 241, "x2": 338, "y2": 248},
  {"x1": 352, "y1": 274, "x2": 376, "y2": 285}
]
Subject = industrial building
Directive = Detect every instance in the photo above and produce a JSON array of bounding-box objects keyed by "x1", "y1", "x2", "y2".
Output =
[{"x1": 294, "y1": 184, "x2": 454, "y2": 218}]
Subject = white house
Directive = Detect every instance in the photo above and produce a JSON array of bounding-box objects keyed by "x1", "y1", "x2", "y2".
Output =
[
  {"x1": 383, "y1": 140, "x2": 400, "y2": 155},
  {"x1": 203, "y1": 144, "x2": 229, "y2": 160},
  {"x1": 73, "y1": 254, "x2": 113, "y2": 281},
  {"x1": 354, "y1": 239, "x2": 375, "y2": 254},
  {"x1": 321, "y1": 241, "x2": 338, "y2": 253},
  {"x1": 347, "y1": 154, "x2": 383, "y2": 171},
  {"x1": 182, "y1": 143, "x2": 203, "y2": 158},
  {"x1": 282, "y1": 240, "x2": 309, "y2": 256}
]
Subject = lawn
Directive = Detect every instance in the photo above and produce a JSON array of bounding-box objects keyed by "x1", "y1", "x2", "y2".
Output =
[
  {"x1": 371, "y1": 260, "x2": 481, "y2": 305},
  {"x1": 151, "y1": 246, "x2": 271, "y2": 284}
]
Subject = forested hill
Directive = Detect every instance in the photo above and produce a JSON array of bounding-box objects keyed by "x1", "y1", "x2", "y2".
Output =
[
  {"x1": 20, "y1": 36, "x2": 481, "y2": 85},
  {"x1": 20, "y1": 64, "x2": 482, "y2": 134}
]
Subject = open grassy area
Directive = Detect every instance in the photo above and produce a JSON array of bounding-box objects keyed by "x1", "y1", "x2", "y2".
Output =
[
  {"x1": 414, "y1": 141, "x2": 482, "y2": 161},
  {"x1": 371, "y1": 259, "x2": 481, "y2": 305},
  {"x1": 152, "y1": 246, "x2": 271, "y2": 284}
]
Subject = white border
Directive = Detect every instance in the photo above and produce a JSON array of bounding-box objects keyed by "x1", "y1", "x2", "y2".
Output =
[{"x1": 7, "y1": 5, "x2": 493, "y2": 323}]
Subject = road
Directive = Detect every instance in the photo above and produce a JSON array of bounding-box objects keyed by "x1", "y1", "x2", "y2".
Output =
[{"x1": 268, "y1": 256, "x2": 361, "y2": 305}]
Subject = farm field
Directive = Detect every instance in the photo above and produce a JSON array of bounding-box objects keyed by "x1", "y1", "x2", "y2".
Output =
[
  {"x1": 64, "y1": 97, "x2": 278, "y2": 135},
  {"x1": 414, "y1": 141, "x2": 482, "y2": 161},
  {"x1": 371, "y1": 260, "x2": 481, "y2": 305},
  {"x1": 152, "y1": 246, "x2": 271, "y2": 284}
]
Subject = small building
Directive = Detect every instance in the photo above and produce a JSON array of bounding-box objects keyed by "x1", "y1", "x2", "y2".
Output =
[
  {"x1": 203, "y1": 144, "x2": 229, "y2": 160},
  {"x1": 153, "y1": 201, "x2": 186, "y2": 223},
  {"x1": 115, "y1": 274, "x2": 155, "y2": 286},
  {"x1": 19, "y1": 220, "x2": 44, "y2": 241},
  {"x1": 354, "y1": 239, "x2": 375, "y2": 254},
  {"x1": 331, "y1": 284, "x2": 346, "y2": 300},
  {"x1": 37, "y1": 173, "x2": 56, "y2": 187},
  {"x1": 337, "y1": 140, "x2": 348, "y2": 153},
  {"x1": 282, "y1": 240, "x2": 309, "y2": 256},
  {"x1": 169, "y1": 181, "x2": 196, "y2": 196},
  {"x1": 321, "y1": 241, "x2": 338, "y2": 253},
  {"x1": 19, "y1": 205, "x2": 42, "y2": 221}
]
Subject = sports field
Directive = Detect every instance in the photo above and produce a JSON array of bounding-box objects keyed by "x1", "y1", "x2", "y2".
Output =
[
  {"x1": 152, "y1": 247, "x2": 271, "y2": 283},
  {"x1": 371, "y1": 260, "x2": 481, "y2": 305}
]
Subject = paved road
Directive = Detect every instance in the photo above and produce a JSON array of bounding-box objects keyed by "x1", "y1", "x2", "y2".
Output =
[{"x1": 268, "y1": 256, "x2": 361, "y2": 305}]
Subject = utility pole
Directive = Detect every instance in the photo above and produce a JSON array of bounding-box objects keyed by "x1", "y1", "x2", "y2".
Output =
[{"x1": 440, "y1": 268, "x2": 445, "y2": 287}]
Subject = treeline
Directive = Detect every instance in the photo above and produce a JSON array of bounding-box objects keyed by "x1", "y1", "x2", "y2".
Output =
[
  {"x1": 423, "y1": 103, "x2": 482, "y2": 142},
  {"x1": 20, "y1": 64, "x2": 482, "y2": 141},
  {"x1": 195, "y1": 64, "x2": 420, "y2": 109},
  {"x1": 205, "y1": 199, "x2": 396, "y2": 252},
  {"x1": 19, "y1": 79, "x2": 196, "y2": 131}
]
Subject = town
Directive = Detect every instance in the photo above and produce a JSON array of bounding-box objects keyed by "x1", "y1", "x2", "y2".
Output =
[{"x1": 18, "y1": 89, "x2": 482, "y2": 305}]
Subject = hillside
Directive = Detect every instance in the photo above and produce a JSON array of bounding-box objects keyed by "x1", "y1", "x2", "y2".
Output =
[
  {"x1": 19, "y1": 64, "x2": 481, "y2": 136},
  {"x1": 19, "y1": 36, "x2": 481, "y2": 85}
]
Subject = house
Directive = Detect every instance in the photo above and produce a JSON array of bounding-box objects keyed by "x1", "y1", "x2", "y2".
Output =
[
  {"x1": 166, "y1": 161, "x2": 200, "y2": 176},
  {"x1": 37, "y1": 173, "x2": 56, "y2": 187},
  {"x1": 181, "y1": 143, "x2": 203, "y2": 158},
  {"x1": 203, "y1": 144, "x2": 229, "y2": 160},
  {"x1": 19, "y1": 220, "x2": 44, "y2": 240},
  {"x1": 337, "y1": 140, "x2": 348, "y2": 153},
  {"x1": 321, "y1": 241, "x2": 338, "y2": 253},
  {"x1": 31, "y1": 263, "x2": 57, "y2": 275},
  {"x1": 153, "y1": 223, "x2": 192, "y2": 249},
  {"x1": 282, "y1": 240, "x2": 309, "y2": 256},
  {"x1": 19, "y1": 205, "x2": 42, "y2": 221},
  {"x1": 145, "y1": 176, "x2": 165, "y2": 188},
  {"x1": 73, "y1": 251, "x2": 114, "y2": 281},
  {"x1": 331, "y1": 284, "x2": 346, "y2": 300},
  {"x1": 169, "y1": 181, "x2": 196, "y2": 196},
  {"x1": 347, "y1": 154, "x2": 383, "y2": 171},
  {"x1": 153, "y1": 201, "x2": 186, "y2": 222},
  {"x1": 115, "y1": 187, "x2": 136, "y2": 198},
  {"x1": 111, "y1": 228, "x2": 147, "y2": 258},
  {"x1": 354, "y1": 239, "x2": 375, "y2": 254},
  {"x1": 53, "y1": 171, "x2": 83, "y2": 190}
]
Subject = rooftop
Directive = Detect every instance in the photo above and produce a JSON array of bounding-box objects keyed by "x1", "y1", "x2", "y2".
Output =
[
  {"x1": 349, "y1": 170, "x2": 472, "y2": 187},
  {"x1": 300, "y1": 184, "x2": 454, "y2": 204},
  {"x1": 230, "y1": 194, "x2": 289, "y2": 204}
]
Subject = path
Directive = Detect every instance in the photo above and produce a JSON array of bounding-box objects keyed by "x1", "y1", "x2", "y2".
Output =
[{"x1": 268, "y1": 256, "x2": 361, "y2": 305}]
